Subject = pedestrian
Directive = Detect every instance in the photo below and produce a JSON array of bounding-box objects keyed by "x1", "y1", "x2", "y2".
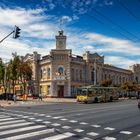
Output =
[
  {"x1": 13, "y1": 94, "x2": 16, "y2": 102},
  {"x1": 39, "y1": 92, "x2": 42, "y2": 101},
  {"x1": 39, "y1": 86, "x2": 42, "y2": 101}
]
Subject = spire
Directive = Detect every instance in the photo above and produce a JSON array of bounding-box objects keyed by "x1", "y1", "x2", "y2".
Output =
[{"x1": 60, "y1": 17, "x2": 63, "y2": 31}]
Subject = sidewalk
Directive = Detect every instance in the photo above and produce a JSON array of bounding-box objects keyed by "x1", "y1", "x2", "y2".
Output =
[
  {"x1": 0, "y1": 100, "x2": 15, "y2": 107},
  {"x1": 0, "y1": 98, "x2": 76, "y2": 107}
]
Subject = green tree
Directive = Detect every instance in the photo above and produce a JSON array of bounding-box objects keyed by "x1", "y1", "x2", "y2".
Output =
[
  {"x1": 121, "y1": 82, "x2": 136, "y2": 91},
  {"x1": 8, "y1": 53, "x2": 20, "y2": 94},
  {"x1": 18, "y1": 59, "x2": 32, "y2": 95},
  {"x1": 101, "y1": 79, "x2": 112, "y2": 87},
  {"x1": 0, "y1": 58, "x2": 5, "y2": 91}
]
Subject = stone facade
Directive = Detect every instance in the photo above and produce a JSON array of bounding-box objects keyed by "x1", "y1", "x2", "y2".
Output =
[{"x1": 24, "y1": 30, "x2": 140, "y2": 97}]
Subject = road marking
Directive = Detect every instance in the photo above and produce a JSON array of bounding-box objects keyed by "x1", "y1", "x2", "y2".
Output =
[
  {"x1": 138, "y1": 134, "x2": 140, "y2": 136},
  {"x1": 35, "y1": 119, "x2": 43, "y2": 122},
  {"x1": 60, "y1": 118, "x2": 68, "y2": 121},
  {"x1": 76, "y1": 113, "x2": 83, "y2": 116},
  {"x1": 79, "y1": 137, "x2": 92, "y2": 140},
  {"x1": 51, "y1": 123, "x2": 61, "y2": 126},
  {"x1": 103, "y1": 136, "x2": 116, "y2": 140},
  {"x1": 0, "y1": 122, "x2": 33, "y2": 130},
  {"x1": 0, "y1": 118, "x2": 15, "y2": 122},
  {"x1": 21, "y1": 116, "x2": 29, "y2": 118},
  {"x1": 16, "y1": 114, "x2": 23, "y2": 117},
  {"x1": 91, "y1": 125, "x2": 101, "y2": 128},
  {"x1": 40, "y1": 132, "x2": 75, "y2": 140},
  {"x1": 69, "y1": 120, "x2": 78, "y2": 123},
  {"x1": 0, "y1": 115, "x2": 10, "y2": 118},
  {"x1": 0, "y1": 125, "x2": 45, "y2": 136},
  {"x1": 43, "y1": 121, "x2": 51, "y2": 124},
  {"x1": 29, "y1": 117, "x2": 35, "y2": 120},
  {"x1": 120, "y1": 131, "x2": 132, "y2": 135},
  {"x1": 39, "y1": 114, "x2": 46, "y2": 116},
  {"x1": 0, "y1": 119, "x2": 25, "y2": 126},
  {"x1": 87, "y1": 132, "x2": 99, "y2": 136},
  {"x1": 80, "y1": 122, "x2": 88, "y2": 125},
  {"x1": 0, "y1": 129, "x2": 54, "y2": 140},
  {"x1": 74, "y1": 129, "x2": 84, "y2": 132},
  {"x1": 104, "y1": 127, "x2": 115, "y2": 131},
  {"x1": 34, "y1": 113, "x2": 39, "y2": 115},
  {"x1": 46, "y1": 115, "x2": 51, "y2": 117},
  {"x1": 53, "y1": 116, "x2": 64, "y2": 119},
  {"x1": 62, "y1": 126, "x2": 71, "y2": 129}
]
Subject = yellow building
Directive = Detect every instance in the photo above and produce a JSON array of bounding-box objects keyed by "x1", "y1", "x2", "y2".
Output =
[{"x1": 24, "y1": 30, "x2": 140, "y2": 97}]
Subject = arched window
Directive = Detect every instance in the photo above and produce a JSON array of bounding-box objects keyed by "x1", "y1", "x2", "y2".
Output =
[
  {"x1": 80, "y1": 70, "x2": 82, "y2": 81},
  {"x1": 76, "y1": 69, "x2": 78, "y2": 81},
  {"x1": 58, "y1": 67, "x2": 64, "y2": 75},
  {"x1": 71, "y1": 68, "x2": 75, "y2": 81},
  {"x1": 91, "y1": 68, "x2": 94, "y2": 82},
  {"x1": 47, "y1": 68, "x2": 50, "y2": 79},
  {"x1": 40, "y1": 69, "x2": 43, "y2": 79}
]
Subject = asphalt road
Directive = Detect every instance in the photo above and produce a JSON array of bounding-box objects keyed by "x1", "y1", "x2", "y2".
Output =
[{"x1": 0, "y1": 99, "x2": 140, "y2": 140}]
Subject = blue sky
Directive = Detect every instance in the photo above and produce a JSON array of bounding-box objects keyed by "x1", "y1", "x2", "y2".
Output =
[{"x1": 0, "y1": 0, "x2": 140, "y2": 68}]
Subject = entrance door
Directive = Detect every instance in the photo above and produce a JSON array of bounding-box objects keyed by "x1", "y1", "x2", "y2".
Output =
[{"x1": 58, "y1": 86, "x2": 64, "y2": 98}]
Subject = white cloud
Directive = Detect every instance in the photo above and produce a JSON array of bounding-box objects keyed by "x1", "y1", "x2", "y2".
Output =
[
  {"x1": 85, "y1": 32, "x2": 140, "y2": 56},
  {"x1": 0, "y1": 6, "x2": 139, "y2": 69},
  {"x1": 62, "y1": 16, "x2": 72, "y2": 22},
  {"x1": 0, "y1": 8, "x2": 45, "y2": 27},
  {"x1": 104, "y1": 0, "x2": 113, "y2": 6},
  {"x1": 105, "y1": 56, "x2": 139, "y2": 69},
  {"x1": 72, "y1": 15, "x2": 79, "y2": 20},
  {"x1": 0, "y1": 7, "x2": 57, "y2": 60}
]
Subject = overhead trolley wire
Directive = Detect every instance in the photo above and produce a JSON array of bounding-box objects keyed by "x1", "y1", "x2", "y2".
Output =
[
  {"x1": 117, "y1": 0, "x2": 140, "y2": 22},
  {"x1": 86, "y1": 13, "x2": 137, "y2": 42},
  {"x1": 64, "y1": 0, "x2": 140, "y2": 42},
  {"x1": 90, "y1": 8, "x2": 140, "y2": 42}
]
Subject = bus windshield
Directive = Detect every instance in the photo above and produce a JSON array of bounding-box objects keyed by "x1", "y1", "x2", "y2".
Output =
[{"x1": 77, "y1": 88, "x2": 87, "y2": 96}]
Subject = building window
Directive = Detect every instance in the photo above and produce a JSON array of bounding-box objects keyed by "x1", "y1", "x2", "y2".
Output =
[
  {"x1": 47, "y1": 68, "x2": 51, "y2": 79},
  {"x1": 58, "y1": 67, "x2": 64, "y2": 75},
  {"x1": 109, "y1": 74, "x2": 111, "y2": 79},
  {"x1": 136, "y1": 76, "x2": 138, "y2": 83},
  {"x1": 91, "y1": 68, "x2": 94, "y2": 82},
  {"x1": 119, "y1": 76, "x2": 121, "y2": 83},
  {"x1": 43, "y1": 68, "x2": 46, "y2": 75},
  {"x1": 76, "y1": 69, "x2": 78, "y2": 81},
  {"x1": 47, "y1": 85, "x2": 50, "y2": 95},
  {"x1": 105, "y1": 74, "x2": 107, "y2": 80},
  {"x1": 71, "y1": 68, "x2": 75, "y2": 81},
  {"x1": 40, "y1": 69, "x2": 43, "y2": 79},
  {"x1": 80, "y1": 70, "x2": 82, "y2": 81}
]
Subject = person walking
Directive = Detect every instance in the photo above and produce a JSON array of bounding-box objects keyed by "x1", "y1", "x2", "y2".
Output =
[
  {"x1": 13, "y1": 94, "x2": 16, "y2": 102},
  {"x1": 39, "y1": 86, "x2": 42, "y2": 101}
]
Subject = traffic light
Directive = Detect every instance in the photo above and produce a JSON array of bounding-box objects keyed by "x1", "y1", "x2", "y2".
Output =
[{"x1": 13, "y1": 26, "x2": 21, "y2": 39}]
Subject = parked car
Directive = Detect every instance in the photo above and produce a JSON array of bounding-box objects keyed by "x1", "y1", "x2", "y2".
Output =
[
  {"x1": 0, "y1": 93, "x2": 14, "y2": 100},
  {"x1": 138, "y1": 100, "x2": 140, "y2": 109}
]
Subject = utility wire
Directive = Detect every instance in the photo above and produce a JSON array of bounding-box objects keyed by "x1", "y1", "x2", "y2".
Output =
[
  {"x1": 64, "y1": 0, "x2": 139, "y2": 42},
  {"x1": 117, "y1": 0, "x2": 140, "y2": 22},
  {"x1": 91, "y1": 8, "x2": 140, "y2": 42},
  {"x1": 86, "y1": 13, "x2": 137, "y2": 42}
]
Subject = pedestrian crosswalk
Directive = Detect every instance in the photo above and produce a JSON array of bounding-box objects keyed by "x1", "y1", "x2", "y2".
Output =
[
  {"x1": 0, "y1": 110, "x2": 140, "y2": 140},
  {"x1": 0, "y1": 114, "x2": 75, "y2": 140}
]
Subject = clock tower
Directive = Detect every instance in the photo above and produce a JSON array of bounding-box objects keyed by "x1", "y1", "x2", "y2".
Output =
[{"x1": 55, "y1": 30, "x2": 66, "y2": 50}]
